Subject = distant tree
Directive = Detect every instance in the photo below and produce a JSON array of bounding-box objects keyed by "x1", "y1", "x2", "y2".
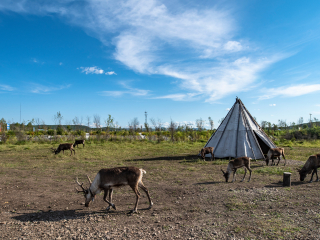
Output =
[
  {"x1": 131, "y1": 117, "x2": 139, "y2": 132},
  {"x1": 208, "y1": 117, "x2": 214, "y2": 130},
  {"x1": 73, "y1": 116, "x2": 80, "y2": 130},
  {"x1": 53, "y1": 111, "x2": 63, "y2": 126},
  {"x1": 168, "y1": 119, "x2": 177, "y2": 142},
  {"x1": 218, "y1": 117, "x2": 224, "y2": 125},
  {"x1": 86, "y1": 116, "x2": 91, "y2": 132},
  {"x1": 260, "y1": 121, "x2": 267, "y2": 129},
  {"x1": 93, "y1": 114, "x2": 101, "y2": 131},
  {"x1": 105, "y1": 115, "x2": 114, "y2": 133},
  {"x1": 196, "y1": 118, "x2": 205, "y2": 131}
]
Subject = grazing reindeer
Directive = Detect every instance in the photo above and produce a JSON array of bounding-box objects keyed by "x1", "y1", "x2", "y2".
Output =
[
  {"x1": 74, "y1": 139, "x2": 85, "y2": 148},
  {"x1": 298, "y1": 154, "x2": 320, "y2": 183},
  {"x1": 199, "y1": 147, "x2": 215, "y2": 161},
  {"x1": 266, "y1": 148, "x2": 286, "y2": 166},
  {"x1": 221, "y1": 157, "x2": 252, "y2": 183},
  {"x1": 52, "y1": 143, "x2": 75, "y2": 156},
  {"x1": 75, "y1": 166, "x2": 153, "y2": 213}
]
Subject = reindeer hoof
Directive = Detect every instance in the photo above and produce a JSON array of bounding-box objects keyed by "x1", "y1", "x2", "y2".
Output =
[
  {"x1": 308, "y1": 180, "x2": 313, "y2": 183},
  {"x1": 316, "y1": 179, "x2": 319, "y2": 182},
  {"x1": 129, "y1": 210, "x2": 138, "y2": 214},
  {"x1": 112, "y1": 204, "x2": 116, "y2": 210}
]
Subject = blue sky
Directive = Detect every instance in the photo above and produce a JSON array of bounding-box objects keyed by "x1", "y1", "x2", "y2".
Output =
[{"x1": 1, "y1": 0, "x2": 320, "y2": 128}]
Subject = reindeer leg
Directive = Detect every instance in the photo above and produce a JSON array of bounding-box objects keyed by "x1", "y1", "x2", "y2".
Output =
[
  {"x1": 276, "y1": 156, "x2": 281, "y2": 166},
  {"x1": 129, "y1": 184, "x2": 140, "y2": 213},
  {"x1": 232, "y1": 169, "x2": 237, "y2": 183},
  {"x1": 248, "y1": 168, "x2": 252, "y2": 182},
  {"x1": 309, "y1": 169, "x2": 316, "y2": 183},
  {"x1": 240, "y1": 168, "x2": 247, "y2": 182},
  {"x1": 139, "y1": 182, "x2": 153, "y2": 209},
  {"x1": 282, "y1": 153, "x2": 286, "y2": 166},
  {"x1": 315, "y1": 168, "x2": 319, "y2": 182},
  {"x1": 103, "y1": 188, "x2": 116, "y2": 210}
]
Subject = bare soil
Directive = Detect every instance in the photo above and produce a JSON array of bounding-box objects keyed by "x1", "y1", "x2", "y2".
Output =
[{"x1": 1, "y1": 155, "x2": 320, "y2": 239}]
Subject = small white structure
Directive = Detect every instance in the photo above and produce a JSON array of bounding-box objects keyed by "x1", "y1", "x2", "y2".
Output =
[{"x1": 85, "y1": 133, "x2": 90, "y2": 140}]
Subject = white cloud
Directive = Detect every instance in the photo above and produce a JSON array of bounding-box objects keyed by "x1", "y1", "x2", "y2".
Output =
[
  {"x1": 59, "y1": 62, "x2": 63, "y2": 65},
  {"x1": 0, "y1": 84, "x2": 15, "y2": 91},
  {"x1": 226, "y1": 108, "x2": 230, "y2": 111},
  {"x1": 100, "y1": 81, "x2": 149, "y2": 97},
  {"x1": 269, "y1": 104, "x2": 276, "y2": 106},
  {"x1": 79, "y1": 66, "x2": 104, "y2": 74},
  {"x1": 105, "y1": 71, "x2": 117, "y2": 75},
  {"x1": 223, "y1": 41, "x2": 243, "y2": 52},
  {"x1": 0, "y1": 0, "x2": 287, "y2": 102},
  {"x1": 259, "y1": 84, "x2": 320, "y2": 100},
  {"x1": 155, "y1": 93, "x2": 199, "y2": 101},
  {"x1": 30, "y1": 83, "x2": 71, "y2": 94}
]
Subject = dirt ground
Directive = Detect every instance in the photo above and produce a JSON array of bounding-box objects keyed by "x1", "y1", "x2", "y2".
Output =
[{"x1": 1, "y1": 156, "x2": 320, "y2": 239}]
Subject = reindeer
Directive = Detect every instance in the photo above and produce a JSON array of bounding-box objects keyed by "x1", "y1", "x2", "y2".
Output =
[
  {"x1": 75, "y1": 166, "x2": 153, "y2": 213},
  {"x1": 73, "y1": 139, "x2": 85, "y2": 148},
  {"x1": 221, "y1": 157, "x2": 252, "y2": 182},
  {"x1": 298, "y1": 154, "x2": 320, "y2": 183},
  {"x1": 266, "y1": 147, "x2": 286, "y2": 166},
  {"x1": 199, "y1": 147, "x2": 215, "y2": 161},
  {"x1": 52, "y1": 143, "x2": 75, "y2": 156}
]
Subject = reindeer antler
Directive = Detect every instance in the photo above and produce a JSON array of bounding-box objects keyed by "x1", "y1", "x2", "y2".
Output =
[
  {"x1": 86, "y1": 175, "x2": 92, "y2": 184},
  {"x1": 75, "y1": 177, "x2": 86, "y2": 193}
]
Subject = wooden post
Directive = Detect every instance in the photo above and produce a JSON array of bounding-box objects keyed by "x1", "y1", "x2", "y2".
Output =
[{"x1": 283, "y1": 172, "x2": 291, "y2": 187}]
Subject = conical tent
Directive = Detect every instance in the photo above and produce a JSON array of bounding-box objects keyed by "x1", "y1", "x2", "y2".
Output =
[{"x1": 203, "y1": 98, "x2": 276, "y2": 160}]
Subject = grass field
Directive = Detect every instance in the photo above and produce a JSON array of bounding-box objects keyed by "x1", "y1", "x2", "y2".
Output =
[{"x1": 0, "y1": 140, "x2": 320, "y2": 239}]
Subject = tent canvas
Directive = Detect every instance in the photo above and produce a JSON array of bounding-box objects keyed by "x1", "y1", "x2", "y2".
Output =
[{"x1": 203, "y1": 98, "x2": 276, "y2": 160}]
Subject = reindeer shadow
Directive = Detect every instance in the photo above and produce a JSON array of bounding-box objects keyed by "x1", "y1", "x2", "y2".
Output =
[
  {"x1": 194, "y1": 181, "x2": 221, "y2": 185},
  {"x1": 12, "y1": 208, "x2": 150, "y2": 222},
  {"x1": 126, "y1": 155, "x2": 199, "y2": 162},
  {"x1": 264, "y1": 181, "x2": 305, "y2": 188}
]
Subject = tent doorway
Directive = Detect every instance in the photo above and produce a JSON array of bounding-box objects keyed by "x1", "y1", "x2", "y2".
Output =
[{"x1": 254, "y1": 131, "x2": 270, "y2": 155}]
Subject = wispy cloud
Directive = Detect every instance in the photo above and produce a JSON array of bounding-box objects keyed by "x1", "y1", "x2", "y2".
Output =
[
  {"x1": 78, "y1": 66, "x2": 117, "y2": 75},
  {"x1": 100, "y1": 81, "x2": 149, "y2": 97},
  {"x1": 1, "y1": 0, "x2": 288, "y2": 102},
  {"x1": 269, "y1": 104, "x2": 276, "y2": 106},
  {"x1": 0, "y1": 84, "x2": 15, "y2": 91},
  {"x1": 78, "y1": 66, "x2": 104, "y2": 74},
  {"x1": 30, "y1": 83, "x2": 71, "y2": 94},
  {"x1": 105, "y1": 71, "x2": 117, "y2": 75},
  {"x1": 259, "y1": 84, "x2": 320, "y2": 100},
  {"x1": 154, "y1": 93, "x2": 199, "y2": 101}
]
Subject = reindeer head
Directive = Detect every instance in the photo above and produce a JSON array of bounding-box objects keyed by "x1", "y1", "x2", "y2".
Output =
[
  {"x1": 221, "y1": 168, "x2": 230, "y2": 182},
  {"x1": 51, "y1": 147, "x2": 59, "y2": 155},
  {"x1": 297, "y1": 169, "x2": 310, "y2": 182},
  {"x1": 75, "y1": 175, "x2": 95, "y2": 207}
]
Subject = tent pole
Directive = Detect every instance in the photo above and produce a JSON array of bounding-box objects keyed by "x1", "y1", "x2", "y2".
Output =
[
  {"x1": 235, "y1": 99, "x2": 241, "y2": 158},
  {"x1": 240, "y1": 101, "x2": 265, "y2": 161},
  {"x1": 240, "y1": 104, "x2": 257, "y2": 161}
]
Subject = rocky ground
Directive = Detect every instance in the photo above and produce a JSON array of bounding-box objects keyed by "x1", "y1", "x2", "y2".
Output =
[{"x1": 1, "y1": 159, "x2": 320, "y2": 239}]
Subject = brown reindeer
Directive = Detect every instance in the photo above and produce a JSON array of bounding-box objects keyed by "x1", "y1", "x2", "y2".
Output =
[
  {"x1": 199, "y1": 147, "x2": 215, "y2": 161},
  {"x1": 76, "y1": 166, "x2": 153, "y2": 213},
  {"x1": 298, "y1": 154, "x2": 320, "y2": 183},
  {"x1": 221, "y1": 157, "x2": 252, "y2": 182},
  {"x1": 266, "y1": 147, "x2": 286, "y2": 166},
  {"x1": 73, "y1": 139, "x2": 85, "y2": 148},
  {"x1": 52, "y1": 143, "x2": 75, "y2": 156}
]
